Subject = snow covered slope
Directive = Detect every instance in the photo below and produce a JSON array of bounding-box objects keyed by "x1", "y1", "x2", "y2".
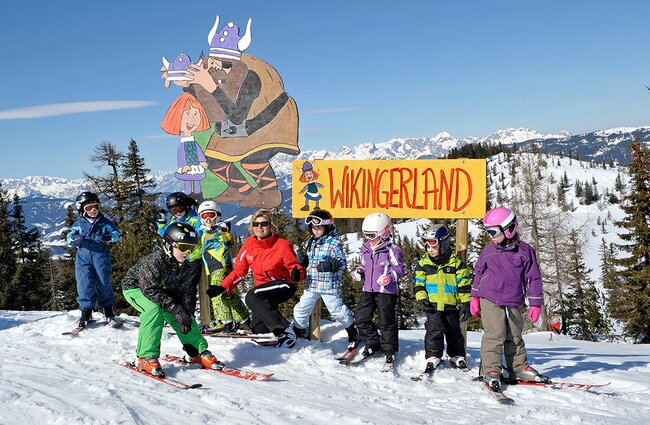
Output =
[{"x1": 1, "y1": 310, "x2": 649, "y2": 424}]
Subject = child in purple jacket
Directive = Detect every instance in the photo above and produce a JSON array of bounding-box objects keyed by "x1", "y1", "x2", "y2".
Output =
[
  {"x1": 352, "y1": 212, "x2": 405, "y2": 367},
  {"x1": 471, "y1": 207, "x2": 550, "y2": 392}
]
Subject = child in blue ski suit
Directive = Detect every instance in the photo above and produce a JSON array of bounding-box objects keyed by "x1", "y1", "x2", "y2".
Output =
[{"x1": 67, "y1": 192, "x2": 120, "y2": 327}]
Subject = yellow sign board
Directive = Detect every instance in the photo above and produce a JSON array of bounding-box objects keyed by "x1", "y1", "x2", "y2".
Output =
[{"x1": 292, "y1": 159, "x2": 487, "y2": 218}]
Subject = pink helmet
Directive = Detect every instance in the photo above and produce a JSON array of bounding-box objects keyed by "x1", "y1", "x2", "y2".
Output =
[{"x1": 483, "y1": 207, "x2": 519, "y2": 239}]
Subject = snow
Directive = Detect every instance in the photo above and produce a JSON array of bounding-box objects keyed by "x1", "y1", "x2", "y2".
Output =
[{"x1": 1, "y1": 310, "x2": 649, "y2": 424}]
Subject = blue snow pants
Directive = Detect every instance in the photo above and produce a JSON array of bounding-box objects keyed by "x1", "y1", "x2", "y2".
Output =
[{"x1": 75, "y1": 241, "x2": 114, "y2": 311}]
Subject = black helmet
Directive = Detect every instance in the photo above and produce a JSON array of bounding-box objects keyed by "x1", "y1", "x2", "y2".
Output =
[
  {"x1": 166, "y1": 192, "x2": 190, "y2": 211},
  {"x1": 304, "y1": 209, "x2": 335, "y2": 235},
  {"x1": 75, "y1": 191, "x2": 100, "y2": 214},
  {"x1": 163, "y1": 222, "x2": 200, "y2": 250},
  {"x1": 420, "y1": 223, "x2": 451, "y2": 259}
]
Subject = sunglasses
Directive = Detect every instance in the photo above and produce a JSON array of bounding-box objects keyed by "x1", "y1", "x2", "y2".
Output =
[
  {"x1": 486, "y1": 227, "x2": 502, "y2": 238},
  {"x1": 305, "y1": 215, "x2": 332, "y2": 226},
  {"x1": 421, "y1": 238, "x2": 439, "y2": 248},
  {"x1": 83, "y1": 203, "x2": 100, "y2": 213},
  {"x1": 170, "y1": 206, "x2": 186, "y2": 215},
  {"x1": 252, "y1": 221, "x2": 271, "y2": 228},
  {"x1": 173, "y1": 242, "x2": 196, "y2": 254},
  {"x1": 200, "y1": 211, "x2": 219, "y2": 220}
]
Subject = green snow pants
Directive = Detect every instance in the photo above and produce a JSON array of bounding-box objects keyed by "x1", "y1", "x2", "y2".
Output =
[{"x1": 123, "y1": 288, "x2": 208, "y2": 358}]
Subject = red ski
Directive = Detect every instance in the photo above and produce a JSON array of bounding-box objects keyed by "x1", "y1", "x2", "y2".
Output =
[
  {"x1": 161, "y1": 354, "x2": 274, "y2": 382},
  {"x1": 113, "y1": 359, "x2": 202, "y2": 389},
  {"x1": 507, "y1": 380, "x2": 610, "y2": 391}
]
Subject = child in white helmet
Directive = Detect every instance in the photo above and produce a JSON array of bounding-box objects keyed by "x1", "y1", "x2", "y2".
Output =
[
  {"x1": 198, "y1": 200, "x2": 250, "y2": 333},
  {"x1": 352, "y1": 212, "x2": 405, "y2": 367}
]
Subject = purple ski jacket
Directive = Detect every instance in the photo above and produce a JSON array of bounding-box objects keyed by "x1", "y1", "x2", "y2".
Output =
[
  {"x1": 471, "y1": 240, "x2": 543, "y2": 307},
  {"x1": 355, "y1": 239, "x2": 405, "y2": 295}
]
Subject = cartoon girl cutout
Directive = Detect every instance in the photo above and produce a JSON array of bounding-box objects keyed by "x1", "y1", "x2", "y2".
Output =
[
  {"x1": 298, "y1": 161, "x2": 324, "y2": 211},
  {"x1": 161, "y1": 93, "x2": 211, "y2": 195}
]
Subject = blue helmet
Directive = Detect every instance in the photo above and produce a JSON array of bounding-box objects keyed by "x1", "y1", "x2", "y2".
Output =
[{"x1": 420, "y1": 223, "x2": 451, "y2": 257}]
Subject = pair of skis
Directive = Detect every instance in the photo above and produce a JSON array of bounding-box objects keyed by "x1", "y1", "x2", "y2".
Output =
[
  {"x1": 62, "y1": 318, "x2": 124, "y2": 336},
  {"x1": 115, "y1": 355, "x2": 274, "y2": 389},
  {"x1": 337, "y1": 343, "x2": 394, "y2": 372}
]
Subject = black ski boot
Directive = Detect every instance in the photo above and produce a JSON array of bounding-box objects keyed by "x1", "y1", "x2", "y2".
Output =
[
  {"x1": 345, "y1": 324, "x2": 360, "y2": 349},
  {"x1": 78, "y1": 310, "x2": 93, "y2": 328}
]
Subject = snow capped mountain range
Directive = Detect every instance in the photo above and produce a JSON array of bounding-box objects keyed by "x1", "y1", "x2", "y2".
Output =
[{"x1": 1, "y1": 125, "x2": 648, "y2": 254}]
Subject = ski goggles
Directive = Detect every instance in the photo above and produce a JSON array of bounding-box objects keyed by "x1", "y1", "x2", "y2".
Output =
[
  {"x1": 305, "y1": 215, "x2": 332, "y2": 226},
  {"x1": 83, "y1": 203, "x2": 100, "y2": 213},
  {"x1": 363, "y1": 231, "x2": 379, "y2": 240},
  {"x1": 200, "y1": 211, "x2": 219, "y2": 220},
  {"x1": 421, "y1": 238, "x2": 439, "y2": 248},
  {"x1": 252, "y1": 220, "x2": 271, "y2": 228},
  {"x1": 486, "y1": 227, "x2": 503, "y2": 238},
  {"x1": 173, "y1": 242, "x2": 196, "y2": 254},
  {"x1": 170, "y1": 206, "x2": 186, "y2": 215}
]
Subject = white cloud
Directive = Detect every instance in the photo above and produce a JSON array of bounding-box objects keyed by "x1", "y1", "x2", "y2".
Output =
[{"x1": 0, "y1": 100, "x2": 158, "y2": 120}]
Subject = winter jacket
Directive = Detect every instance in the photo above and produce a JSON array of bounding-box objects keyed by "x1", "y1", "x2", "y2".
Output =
[
  {"x1": 157, "y1": 208, "x2": 203, "y2": 262},
  {"x1": 414, "y1": 253, "x2": 471, "y2": 311},
  {"x1": 221, "y1": 234, "x2": 305, "y2": 293},
  {"x1": 304, "y1": 230, "x2": 347, "y2": 295},
  {"x1": 471, "y1": 240, "x2": 543, "y2": 307},
  {"x1": 67, "y1": 213, "x2": 119, "y2": 251},
  {"x1": 121, "y1": 245, "x2": 197, "y2": 315},
  {"x1": 201, "y1": 227, "x2": 234, "y2": 285},
  {"x1": 355, "y1": 239, "x2": 405, "y2": 295}
]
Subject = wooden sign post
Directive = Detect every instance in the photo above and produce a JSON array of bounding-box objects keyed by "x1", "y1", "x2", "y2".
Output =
[{"x1": 455, "y1": 218, "x2": 469, "y2": 352}]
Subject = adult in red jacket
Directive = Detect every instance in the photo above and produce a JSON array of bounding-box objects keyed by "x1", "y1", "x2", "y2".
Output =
[{"x1": 214, "y1": 209, "x2": 305, "y2": 347}]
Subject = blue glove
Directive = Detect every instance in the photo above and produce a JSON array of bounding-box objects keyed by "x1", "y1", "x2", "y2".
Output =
[{"x1": 69, "y1": 233, "x2": 83, "y2": 248}]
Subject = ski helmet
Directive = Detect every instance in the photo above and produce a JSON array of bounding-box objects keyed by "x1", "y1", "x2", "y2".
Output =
[
  {"x1": 163, "y1": 222, "x2": 199, "y2": 252},
  {"x1": 362, "y1": 212, "x2": 391, "y2": 241},
  {"x1": 166, "y1": 192, "x2": 191, "y2": 211},
  {"x1": 483, "y1": 207, "x2": 519, "y2": 239},
  {"x1": 420, "y1": 223, "x2": 451, "y2": 256},
  {"x1": 304, "y1": 209, "x2": 334, "y2": 235},
  {"x1": 75, "y1": 191, "x2": 100, "y2": 214},
  {"x1": 198, "y1": 200, "x2": 221, "y2": 216}
]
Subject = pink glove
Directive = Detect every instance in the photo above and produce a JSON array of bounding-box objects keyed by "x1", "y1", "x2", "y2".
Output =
[
  {"x1": 470, "y1": 297, "x2": 481, "y2": 317},
  {"x1": 528, "y1": 306, "x2": 541, "y2": 324},
  {"x1": 352, "y1": 272, "x2": 362, "y2": 282},
  {"x1": 376, "y1": 274, "x2": 391, "y2": 286}
]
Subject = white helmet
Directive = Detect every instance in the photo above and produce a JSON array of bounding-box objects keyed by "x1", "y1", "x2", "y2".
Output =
[
  {"x1": 198, "y1": 200, "x2": 221, "y2": 216},
  {"x1": 362, "y1": 212, "x2": 391, "y2": 240}
]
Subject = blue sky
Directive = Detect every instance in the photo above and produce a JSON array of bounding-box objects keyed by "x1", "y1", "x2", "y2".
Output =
[{"x1": 1, "y1": 1, "x2": 649, "y2": 179}]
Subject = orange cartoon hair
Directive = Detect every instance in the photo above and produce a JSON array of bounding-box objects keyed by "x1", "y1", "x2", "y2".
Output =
[{"x1": 161, "y1": 93, "x2": 210, "y2": 136}]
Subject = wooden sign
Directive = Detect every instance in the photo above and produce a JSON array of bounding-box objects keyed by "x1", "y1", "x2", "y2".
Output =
[{"x1": 292, "y1": 159, "x2": 486, "y2": 218}]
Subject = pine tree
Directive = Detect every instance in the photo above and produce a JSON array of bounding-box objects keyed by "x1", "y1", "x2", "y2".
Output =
[
  {"x1": 48, "y1": 205, "x2": 80, "y2": 311},
  {"x1": 110, "y1": 139, "x2": 162, "y2": 313},
  {"x1": 84, "y1": 142, "x2": 127, "y2": 221},
  {"x1": 611, "y1": 137, "x2": 650, "y2": 342},
  {"x1": 565, "y1": 230, "x2": 608, "y2": 340},
  {"x1": 0, "y1": 184, "x2": 17, "y2": 308}
]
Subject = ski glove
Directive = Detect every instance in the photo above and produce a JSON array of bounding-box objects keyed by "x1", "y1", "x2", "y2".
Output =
[
  {"x1": 170, "y1": 305, "x2": 192, "y2": 335},
  {"x1": 352, "y1": 271, "x2": 363, "y2": 282},
  {"x1": 527, "y1": 306, "x2": 541, "y2": 324},
  {"x1": 101, "y1": 232, "x2": 112, "y2": 242},
  {"x1": 156, "y1": 210, "x2": 167, "y2": 225},
  {"x1": 419, "y1": 299, "x2": 437, "y2": 314},
  {"x1": 470, "y1": 297, "x2": 481, "y2": 317},
  {"x1": 290, "y1": 266, "x2": 303, "y2": 283},
  {"x1": 459, "y1": 302, "x2": 471, "y2": 322},
  {"x1": 69, "y1": 233, "x2": 83, "y2": 248},
  {"x1": 216, "y1": 221, "x2": 230, "y2": 232},
  {"x1": 206, "y1": 285, "x2": 225, "y2": 298},
  {"x1": 316, "y1": 259, "x2": 341, "y2": 273},
  {"x1": 376, "y1": 274, "x2": 391, "y2": 287},
  {"x1": 296, "y1": 252, "x2": 309, "y2": 268}
]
